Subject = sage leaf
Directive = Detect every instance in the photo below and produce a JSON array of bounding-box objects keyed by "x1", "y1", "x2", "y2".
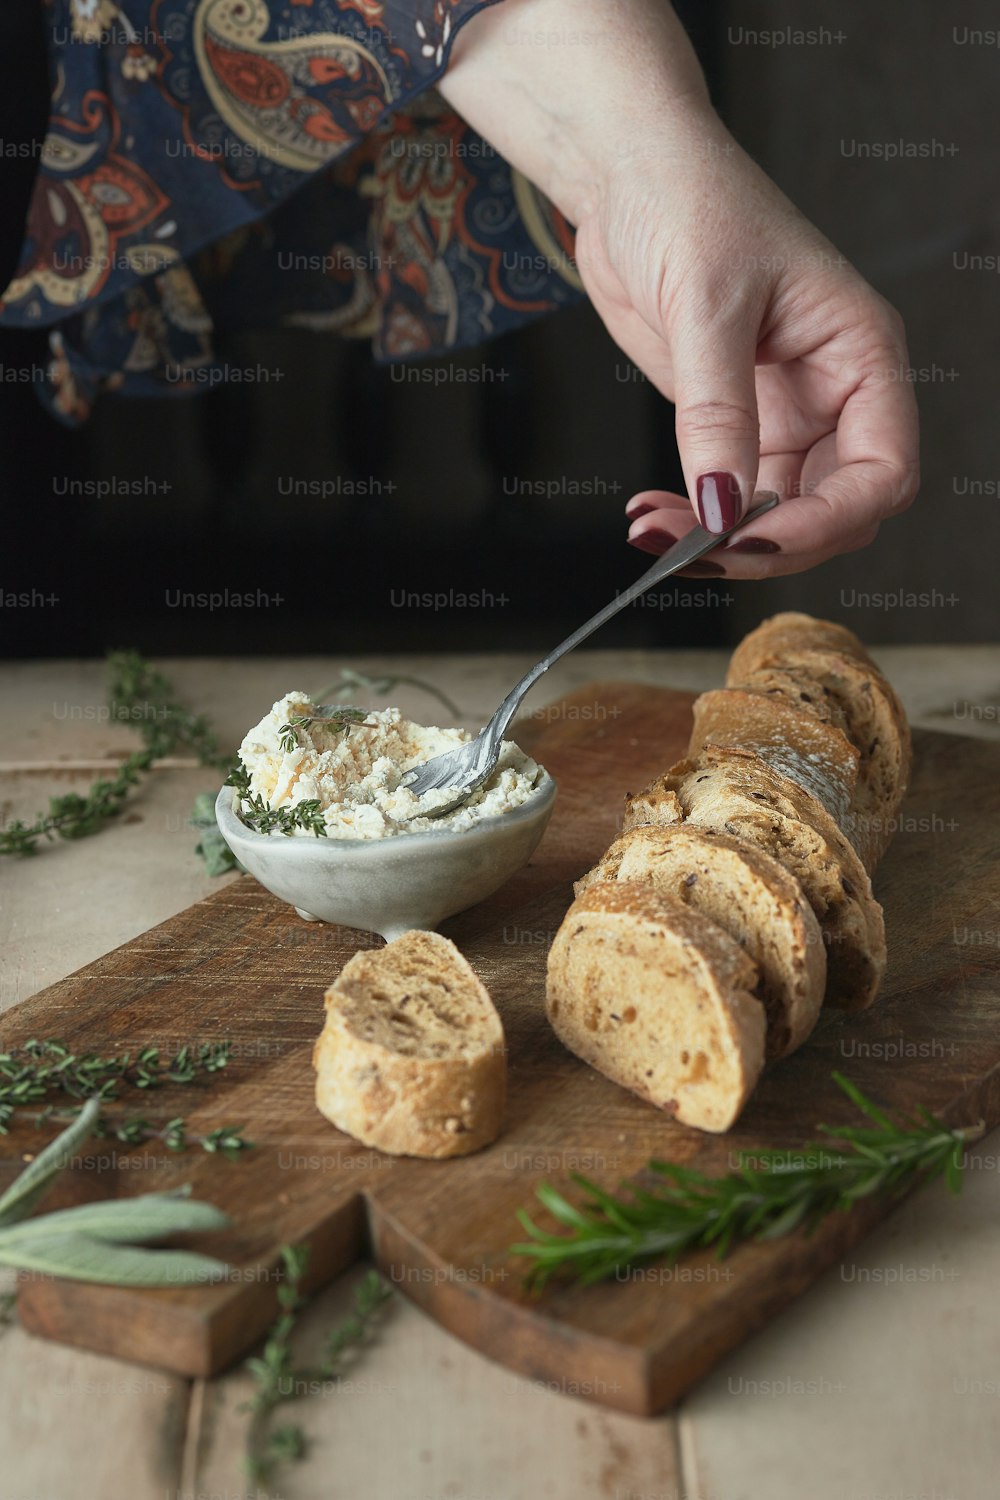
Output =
[
  {"x1": 0, "y1": 1189, "x2": 230, "y2": 1247},
  {"x1": 191, "y1": 792, "x2": 242, "y2": 876},
  {"x1": 0, "y1": 1231, "x2": 230, "y2": 1284},
  {"x1": 0, "y1": 1097, "x2": 101, "y2": 1227}
]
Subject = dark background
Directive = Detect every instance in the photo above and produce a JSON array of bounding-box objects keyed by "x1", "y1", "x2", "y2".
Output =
[{"x1": 1, "y1": 2, "x2": 996, "y2": 659}]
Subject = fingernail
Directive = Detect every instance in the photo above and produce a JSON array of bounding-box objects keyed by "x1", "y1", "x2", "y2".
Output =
[
  {"x1": 696, "y1": 471, "x2": 742, "y2": 533},
  {"x1": 626, "y1": 497, "x2": 659, "y2": 520},
  {"x1": 726, "y1": 536, "x2": 781, "y2": 554},
  {"x1": 683, "y1": 560, "x2": 727, "y2": 577},
  {"x1": 628, "y1": 527, "x2": 677, "y2": 555}
]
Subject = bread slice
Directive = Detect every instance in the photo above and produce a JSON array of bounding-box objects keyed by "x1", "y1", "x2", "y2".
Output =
[
  {"x1": 732, "y1": 651, "x2": 911, "y2": 871},
  {"x1": 545, "y1": 881, "x2": 766, "y2": 1132},
  {"x1": 624, "y1": 747, "x2": 886, "y2": 1011},
  {"x1": 720, "y1": 663, "x2": 851, "y2": 733},
  {"x1": 313, "y1": 930, "x2": 505, "y2": 1158},
  {"x1": 689, "y1": 688, "x2": 859, "y2": 825},
  {"x1": 575, "y1": 825, "x2": 825, "y2": 1057},
  {"x1": 727, "y1": 611, "x2": 875, "y2": 683}
]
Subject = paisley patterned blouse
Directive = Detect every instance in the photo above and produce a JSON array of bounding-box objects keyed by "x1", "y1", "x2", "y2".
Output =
[{"x1": 0, "y1": 0, "x2": 583, "y2": 422}]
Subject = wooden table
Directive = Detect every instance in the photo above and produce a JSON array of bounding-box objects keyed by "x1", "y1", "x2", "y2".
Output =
[{"x1": 1, "y1": 648, "x2": 998, "y2": 1500}]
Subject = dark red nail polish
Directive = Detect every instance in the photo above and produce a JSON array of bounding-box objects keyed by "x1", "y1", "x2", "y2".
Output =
[
  {"x1": 629, "y1": 528, "x2": 677, "y2": 555},
  {"x1": 626, "y1": 498, "x2": 659, "y2": 519},
  {"x1": 683, "y1": 560, "x2": 727, "y2": 577},
  {"x1": 696, "y1": 471, "x2": 742, "y2": 533},
  {"x1": 726, "y1": 536, "x2": 781, "y2": 554}
]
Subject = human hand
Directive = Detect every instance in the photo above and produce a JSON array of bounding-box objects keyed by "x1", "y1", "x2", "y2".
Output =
[
  {"x1": 575, "y1": 118, "x2": 920, "y2": 576},
  {"x1": 440, "y1": 0, "x2": 920, "y2": 576}
]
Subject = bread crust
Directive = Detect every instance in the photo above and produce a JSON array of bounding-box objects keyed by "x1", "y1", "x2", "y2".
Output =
[
  {"x1": 625, "y1": 747, "x2": 886, "y2": 1011},
  {"x1": 313, "y1": 931, "x2": 505, "y2": 1158},
  {"x1": 545, "y1": 882, "x2": 766, "y2": 1133},
  {"x1": 727, "y1": 612, "x2": 874, "y2": 683},
  {"x1": 689, "y1": 688, "x2": 860, "y2": 825},
  {"x1": 575, "y1": 824, "x2": 826, "y2": 1057},
  {"x1": 731, "y1": 649, "x2": 912, "y2": 871}
]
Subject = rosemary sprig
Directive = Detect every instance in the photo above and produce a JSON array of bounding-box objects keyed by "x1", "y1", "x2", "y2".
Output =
[
  {"x1": 225, "y1": 764, "x2": 328, "y2": 839},
  {"x1": 1, "y1": 652, "x2": 230, "y2": 856},
  {"x1": 0, "y1": 1099, "x2": 232, "y2": 1285},
  {"x1": 510, "y1": 1074, "x2": 985, "y2": 1288},
  {"x1": 242, "y1": 1246, "x2": 392, "y2": 1489}
]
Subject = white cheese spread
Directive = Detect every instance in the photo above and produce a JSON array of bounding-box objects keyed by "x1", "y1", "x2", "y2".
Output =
[{"x1": 236, "y1": 692, "x2": 545, "y2": 840}]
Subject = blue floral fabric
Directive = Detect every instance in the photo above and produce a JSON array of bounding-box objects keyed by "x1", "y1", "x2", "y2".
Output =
[{"x1": 0, "y1": 0, "x2": 584, "y2": 422}]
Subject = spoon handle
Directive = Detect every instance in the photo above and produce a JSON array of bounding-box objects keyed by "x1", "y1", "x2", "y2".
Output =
[{"x1": 482, "y1": 493, "x2": 780, "y2": 747}]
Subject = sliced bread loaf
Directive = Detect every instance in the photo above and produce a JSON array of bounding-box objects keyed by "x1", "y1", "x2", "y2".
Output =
[
  {"x1": 719, "y1": 663, "x2": 851, "y2": 732},
  {"x1": 545, "y1": 881, "x2": 766, "y2": 1132},
  {"x1": 313, "y1": 930, "x2": 505, "y2": 1158},
  {"x1": 689, "y1": 688, "x2": 860, "y2": 826},
  {"x1": 733, "y1": 650, "x2": 911, "y2": 871},
  {"x1": 727, "y1": 611, "x2": 875, "y2": 683},
  {"x1": 575, "y1": 824, "x2": 825, "y2": 1057},
  {"x1": 624, "y1": 747, "x2": 886, "y2": 1011}
]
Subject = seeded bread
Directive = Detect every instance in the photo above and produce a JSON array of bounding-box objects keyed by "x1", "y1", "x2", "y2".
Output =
[
  {"x1": 575, "y1": 824, "x2": 825, "y2": 1057},
  {"x1": 545, "y1": 881, "x2": 766, "y2": 1132},
  {"x1": 726, "y1": 664, "x2": 851, "y2": 732},
  {"x1": 733, "y1": 651, "x2": 911, "y2": 871},
  {"x1": 727, "y1": 611, "x2": 876, "y2": 683},
  {"x1": 623, "y1": 746, "x2": 886, "y2": 1011},
  {"x1": 689, "y1": 688, "x2": 860, "y2": 825},
  {"x1": 313, "y1": 930, "x2": 505, "y2": 1158}
]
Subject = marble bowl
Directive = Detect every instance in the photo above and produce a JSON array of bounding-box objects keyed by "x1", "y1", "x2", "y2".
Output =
[{"x1": 214, "y1": 773, "x2": 557, "y2": 941}]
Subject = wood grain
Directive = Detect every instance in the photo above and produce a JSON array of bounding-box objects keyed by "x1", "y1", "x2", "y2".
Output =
[{"x1": 2, "y1": 682, "x2": 998, "y2": 1416}]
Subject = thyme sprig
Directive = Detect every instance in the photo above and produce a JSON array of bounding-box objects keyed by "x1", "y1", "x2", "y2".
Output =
[
  {"x1": 277, "y1": 707, "x2": 372, "y2": 753},
  {"x1": 4, "y1": 1106, "x2": 249, "y2": 1159},
  {"x1": 0, "y1": 1040, "x2": 247, "y2": 1154},
  {"x1": 0, "y1": 647, "x2": 461, "y2": 865},
  {"x1": 510, "y1": 1075, "x2": 985, "y2": 1288},
  {"x1": 0, "y1": 1039, "x2": 231, "y2": 1111},
  {"x1": 225, "y1": 765, "x2": 328, "y2": 838},
  {"x1": 1, "y1": 651, "x2": 230, "y2": 856},
  {"x1": 242, "y1": 1246, "x2": 392, "y2": 1489}
]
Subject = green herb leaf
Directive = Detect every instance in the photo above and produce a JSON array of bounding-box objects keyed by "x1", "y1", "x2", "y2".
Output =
[
  {"x1": 0, "y1": 1097, "x2": 102, "y2": 1227},
  {"x1": 191, "y1": 792, "x2": 243, "y2": 876},
  {"x1": 509, "y1": 1076, "x2": 985, "y2": 1288},
  {"x1": 0, "y1": 1232, "x2": 229, "y2": 1285},
  {"x1": 0, "y1": 1104, "x2": 232, "y2": 1287},
  {"x1": 242, "y1": 1251, "x2": 392, "y2": 1489},
  {"x1": 1, "y1": 653, "x2": 231, "y2": 858},
  {"x1": 0, "y1": 1190, "x2": 229, "y2": 1247},
  {"x1": 225, "y1": 764, "x2": 328, "y2": 840}
]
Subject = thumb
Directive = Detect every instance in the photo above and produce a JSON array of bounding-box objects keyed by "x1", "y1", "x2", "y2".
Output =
[{"x1": 670, "y1": 311, "x2": 761, "y2": 534}]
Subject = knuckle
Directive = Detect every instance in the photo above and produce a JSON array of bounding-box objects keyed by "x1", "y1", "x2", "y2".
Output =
[{"x1": 677, "y1": 398, "x2": 759, "y2": 442}]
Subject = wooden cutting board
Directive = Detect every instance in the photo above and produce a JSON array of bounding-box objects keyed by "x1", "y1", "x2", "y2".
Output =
[{"x1": 3, "y1": 682, "x2": 1000, "y2": 1416}]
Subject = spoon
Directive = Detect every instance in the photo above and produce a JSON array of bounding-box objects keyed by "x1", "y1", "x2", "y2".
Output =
[{"x1": 399, "y1": 493, "x2": 780, "y2": 816}]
